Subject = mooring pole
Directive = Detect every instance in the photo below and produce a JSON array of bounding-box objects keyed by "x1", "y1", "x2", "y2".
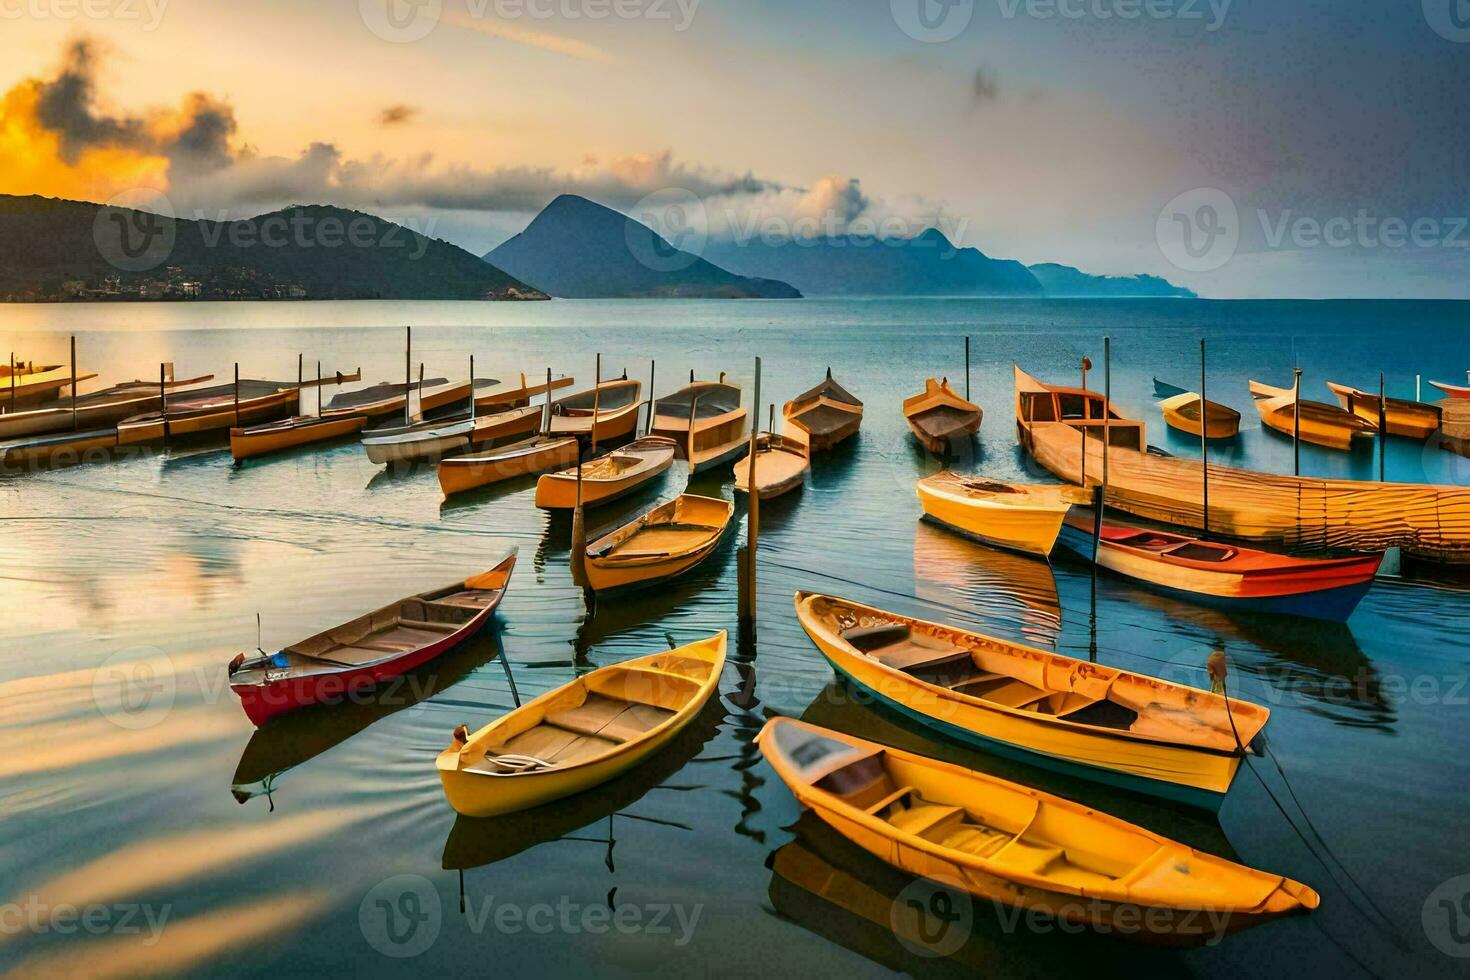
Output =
[
  {"x1": 542, "y1": 368, "x2": 553, "y2": 433},
  {"x1": 740, "y1": 357, "x2": 762, "y2": 637},
  {"x1": 1293, "y1": 366, "x2": 1303, "y2": 476},
  {"x1": 70, "y1": 336, "x2": 78, "y2": 432},
  {"x1": 404, "y1": 326, "x2": 412, "y2": 426},
  {"x1": 1416, "y1": 374, "x2": 1422, "y2": 402},
  {"x1": 159, "y1": 363, "x2": 169, "y2": 445},
  {"x1": 317, "y1": 361, "x2": 323, "y2": 417},
  {"x1": 646, "y1": 360, "x2": 656, "y2": 435},
  {"x1": 469, "y1": 355, "x2": 476, "y2": 426},
  {"x1": 1378, "y1": 372, "x2": 1387, "y2": 483},
  {"x1": 7, "y1": 352, "x2": 14, "y2": 412},
  {"x1": 570, "y1": 354, "x2": 600, "y2": 595},
  {"x1": 964, "y1": 336, "x2": 971, "y2": 401},
  {"x1": 1079, "y1": 356, "x2": 1091, "y2": 488},
  {"x1": 1200, "y1": 338, "x2": 1209, "y2": 533},
  {"x1": 233, "y1": 363, "x2": 240, "y2": 427},
  {"x1": 1089, "y1": 338, "x2": 1110, "y2": 662}
]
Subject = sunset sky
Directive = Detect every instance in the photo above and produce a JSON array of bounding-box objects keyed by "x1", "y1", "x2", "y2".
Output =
[{"x1": 2, "y1": 0, "x2": 1468, "y2": 298}]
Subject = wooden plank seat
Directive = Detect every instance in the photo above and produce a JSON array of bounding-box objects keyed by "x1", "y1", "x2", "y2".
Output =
[
  {"x1": 467, "y1": 692, "x2": 677, "y2": 775},
  {"x1": 433, "y1": 591, "x2": 497, "y2": 609}
]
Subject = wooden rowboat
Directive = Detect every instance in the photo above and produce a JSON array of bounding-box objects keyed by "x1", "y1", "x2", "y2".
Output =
[
  {"x1": 757, "y1": 718, "x2": 1318, "y2": 945},
  {"x1": 2, "y1": 362, "x2": 99, "y2": 408},
  {"x1": 360, "y1": 405, "x2": 542, "y2": 465},
  {"x1": 783, "y1": 369, "x2": 863, "y2": 452},
  {"x1": 230, "y1": 414, "x2": 369, "y2": 461},
  {"x1": 794, "y1": 592, "x2": 1269, "y2": 809},
  {"x1": 915, "y1": 471, "x2": 1083, "y2": 557},
  {"x1": 584, "y1": 494, "x2": 733, "y2": 592},
  {"x1": 1153, "y1": 379, "x2": 1240, "y2": 440},
  {"x1": 437, "y1": 631, "x2": 726, "y2": 817},
  {"x1": 0, "y1": 374, "x2": 214, "y2": 440},
  {"x1": 732, "y1": 433, "x2": 809, "y2": 499},
  {"x1": 902, "y1": 378, "x2": 982, "y2": 454},
  {"x1": 116, "y1": 381, "x2": 301, "y2": 445},
  {"x1": 322, "y1": 378, "x2": 449, "y2": 419},
  {"x1": 535, "y1": 435, "x2": 676, "y2": 510},
  {"x1": 1056, "y1": 510, "x2": 1382, "y2": 621},
  {"x1": 1248, "y1": 380, "x2": 1376, "y2": 450},
  {"x1": 227, "y1": 553, "x2": 516, "y2": 726},
  {"x1": 547, "y1": 378, "x2": 644, "y2": 446},
  {"x1": 438, "y1": 435, "x2": 579, "y2": 497},
  {"x1": 651, "y1": 377, "x2": 750, "y2": 472},
  {"x1": 1, "y1": 428, "x2": 119, "y2": 470},
  {"x1": 1325, "y1": 382, "x2": 1440, "y2": 439},
  {"x1": 1429, "y1": 378, "x2": 1470, "y2": 399}
]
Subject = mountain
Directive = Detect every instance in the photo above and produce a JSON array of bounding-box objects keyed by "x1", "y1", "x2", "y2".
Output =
[
  {"x1": 1028, "y1": 262, "x2": 1195, "y2": 298},
  {"x1": 0, "y1": 195, "x2": 546, "y2": 301},
  {"x1": 484, "y1": 195, "x2": 800, "y2": 299},
  {"x1": 701, "y1": 228, "x2": 1044, "y2": 297}
]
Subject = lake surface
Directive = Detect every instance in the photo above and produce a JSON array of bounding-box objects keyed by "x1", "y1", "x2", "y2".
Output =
[{"x1": 2, "y1": 298, "x2": 1467, "y2": 977}]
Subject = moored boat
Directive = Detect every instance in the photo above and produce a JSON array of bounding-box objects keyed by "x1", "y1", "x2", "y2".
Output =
[
  {"x1": 732, "y1": 432, "x2": 809, "y2": 499},
  {"x1": 534, "y1": 435, "x2": 676, "y2": 509},
  {"x1": 915, "y1": 471, "x2": 1082, "y2": 556},
  {"x1": 1325, "y1": 381, "x2": 1440, "y2": 439},
  {"x1": 1429, "y1": 377, "x2": 1470, "y2": 399},
  {"x1": 227, "y1": 553, "x2": 516, "y2": 726},
  {"x1": 547, "y1": 378, "x2": 644, "y2": 446},
  {"x1": 783, "y1": 369, "x2": 863, "y2": 452},
  {"x1": 584, "y1": 494, "x2": 733, "y2": 592},
  {"x1": 0, "y1": 373, "x2": 215, "y2": 440},
  {"x1": 1153, "y1": 379, "x2": 1240, "y2": 440},
  {"x1": 902, "y1": 378, "x2": 982, "y2": 454},
  {"x1": 322, "y1": 378, "x2": 449, "y2": 420},
  {"x1": 1055, "y1": 510, "x2": 1382, "y2": 621},
  {"x1": 437, "y1": 631, "x2": 726, "y2": 817},
  {"x1": 2, "y1": 362, "x2": 98, "y2": 408},
  {"x1": 230, "y1": 414, "x2": 369, "y2": 461},
  {"x1": 116, "y1": 380, "x2": 301, "y2": 445},
  {"x1": 1, "y1": 427, "x2": 119, "y2": 470},
  {"x1": 757, "y1": 717, "x2": 1319, "y2": 946},
  {"x1": 1248, "y1": 379, "x2": 1376, "y2": 450},
  {"x1": 793, "y1": 591, "x2": 1270, "y2": 809},
  {"x1": 651, "y1": 377, "x2": 749, "y2": 472},
  {"x1": 438, "y1": 435, "x2": 579, "y2": 497},
  {"x1": 360, "y1": 405, "x2": 542, "y2": 465}
]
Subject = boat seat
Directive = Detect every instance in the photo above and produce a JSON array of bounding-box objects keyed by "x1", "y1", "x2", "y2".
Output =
[
  {"x1": 888, "y1": 803, "x2": 967, "y2": 842},
  {"x1": 959, "y1": 676, "x2": 1050, "y2": 709},
  {"x1": 434, "y1": 591, "x2": 495, "y2": 609},
  {"x1": 473, "y1": 724, "x2": 623, "y2": 773},
  {"x1": 840, "y1": 624, "x2": 911, "y2": 651},
  {"x1": 940, "y1": 824, "x2": 1013, "y2": 859},
  {"x1": 319, "y1": 645, "x2": 396, "y2": 665},
  {"x1": 947, "y1": 672, "x2": 1007, "y2": 693},
  {"x1": 396, "y1": 617, "x2": 458, "y2": 633},
  {"x1": 991, "y1": 838, "x2": 1067, "y2": 875},
  {"x1": 544, "y1": 693, "x2": 677, "y2": 744}
]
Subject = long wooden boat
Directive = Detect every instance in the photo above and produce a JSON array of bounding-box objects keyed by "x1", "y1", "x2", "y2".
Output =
[
  {"x1": 732, "y1": 433, "x2": 809, "y2": 499},
  {"x1": 1429, "y1": 378, "x2": 1470, "y2": 399},
  {"x1": 1153, "y1": 379, "x2": 1240, "y2": 440},
  {"x1": 915, "y1": 471, "x2": 1081, "y2": 557},
  {"x1": 1014, "y1": 365, "x2": 1470, "y2": 565},
  {"x1": 230, "y1": 414, "x2": 369, "y2": 461},
  {"x1": 227, "y1": 553, "x2": 516, "y2": 726},
  {"x1": 902, "y1": 378, "x2": 982, "y2": 454},
  {"x1": 2, "y1": 362, "x2": 98, "y2": 408},
  {"x1": 473, "y1": 372, "x2": 575, "y2": 411},
  {"x1": 783, "y1": 369, "x2": 863, "y2": 452},
  {"x1": 437, "y1": 631, "x2": 726, "y2": 817},
  {"x1": 1055, "y1": 510, "x2": 1383, "y2": 621},
  {"x1": 547, "y1": 378, "x2": 643, "y2": 446},
  {"x1": 1325, "y1": 381, "x2": 1440, "y2": 439},
  {"x1": 1248, "y1": 379, "x2": 1376, "y2": 450},
  {"x1": 438, "y1": 435, "x2": 579, "y2": 497},
  {"x1": 534, "y1": 435, "x2": 676, "y2": 509},
  {"x1": 322, "y1": 378, "x2": 449, "y2": 419},
  {"x1": 584, "y1": 494, "x2": 733, "y2": 592},
  {"x1": 116, "y1": 381, "x2": 301, "y2": 445},
  {"x1": 360, "y1": 405, "x2": 541, "y2": 465},
  {"x1": 758, "y1": 718, "x2": 1318, "y2": 945},
  {"x1": 1, "y1": 427, "x2": 119, "y2": 470},
  {"x1": 1015, "y1": 367, "x2": 1145, "y2": 451},
  {"x1": 651, "y1": 378, "x2": 749, "y2": 472},
  {"x1": 794, "y1": 592, "x2": 1269, "y2": 809},
  {"x1": 0, "y1": 374, "x2": 215, "y2": 439}
]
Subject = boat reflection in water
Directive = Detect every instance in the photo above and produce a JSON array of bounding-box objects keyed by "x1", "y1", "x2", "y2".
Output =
[
  {"x1": 230, "y1": 630, "x2": 505, "y2": 805},
  {"x1": 912, "y1": 518, "x2": 1061, "y2": 645},
  {"x1": 441, "y1": 696, "x2": 725, "y2": 874}
]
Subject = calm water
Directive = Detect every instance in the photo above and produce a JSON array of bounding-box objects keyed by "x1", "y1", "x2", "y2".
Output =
[{"x1": 2, "y1": 298, "x2": 1468, "y2": 978}]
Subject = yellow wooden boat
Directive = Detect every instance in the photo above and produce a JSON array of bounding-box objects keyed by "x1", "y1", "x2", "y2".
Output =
[
  {"x1": 584, "y1": 494, "x2": 732, "y2": 592},
  {"x1": 361, "y1": 404, "x2": 542, "y2": 465},
  {"x1": 732, "y1": 432, "x2": 809, "y2": 499},
  {"x1": 471, "y1": 372, "x2": 575, "y2": 412},
  {"x1": 793, "y1": 592, "x2": 1269, "y2": 809},
  {"x1": 0, "y1": 373, "x2": 214, "y2": 440},
  {"x1": 902, "y1": 378, "x2": 982, "y2": 453},
  {"x1": 534, "y1": 435, "x2": 676, "y2": 510},
  {"x1": 230, "y1": 414, "x2": 369, "y2": 461},
  {"x1": 1325, "y1": 381, "x2": 1440, "y2": 440},
  {"x1": 437, "y1": 632, "x2": 726, "y2": 817},
  {"x1": 757, "y1": 718, "x2": 1318, "y2": 946},
  {"x1": 321, "y1": 378, "x2": 448, "y2": 420},
  {"x1": 438, "y1": 435, "x2": 579, "y2": 497},
  {"x1": 783, "y1": 369, "x2": 863, "y2": 452},
  {"x1": 116, "y1": 381, "x2": 301, "y2": 445},
  {"x1": 915, "y1": 471, "x2": 1083, "y2": 556},
  {"x1": 651, "y1": 377, "x2": 749, "y2": 472},
  {"x1": 1153, "y1": 380, "x2": 1240, "y2": 440},
  {"x1": 2, "y1": 362, "x2": 98, "y2": 407},
  {"x1": 1249, "y1": 380, "x2": 1376, "y2": 450},
  {"x1": 1, "y1": 428, "x2": 118, "y2": 470},
  {"x1": 547, "y1": 378, "x2": 644, "y2": 446}
]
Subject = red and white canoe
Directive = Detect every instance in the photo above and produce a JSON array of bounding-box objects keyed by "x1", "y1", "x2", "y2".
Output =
[
  {"x1": 1429, "y1": 379, "x2": 1470, "y2": 399},
  {"x1": 228, "y1": 552, "x2": 516, "y2": 725},
  {"x1": 1056, "y1": 512, "x2": 1381, "y2": 622}
]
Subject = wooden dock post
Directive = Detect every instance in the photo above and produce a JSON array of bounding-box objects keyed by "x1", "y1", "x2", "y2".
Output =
[
  {"x1": 1079, "y1": 356, "x2": 1091, "y2": 487},
  {"x1": 739, "y1": 357, "x2": 762, "y2": 636},
  {"x1": 1292, "y1": 366, "x2": 1303, "y2": 476},
  {"x1": 964, "y1": 336, "x2": 971, "y2": 401},
  {"x1": 1200, "y1": 339, "x2": 1209, "y2": 532},
  {"x1": 1089, "y1": 337, "x2": 1111, "y2": 659},
  {"x1": 159, "y1": 363, "x2": 170, "y2": 445},
  {"x1": 317, "y1": 361, "x2": 323, "y2": 417},
  {"x1": 70, "y1": 336, "x2": 78, "y2": 432},
  {"x1": 468, "y1": 355, "x2": 476, "y2": 426},
  {"x1": 1378, "y1": 372, "x2": 1387, "y2": 482},
  {"x1": 646, "y1": 360, "x2": 656, "y2": 435},
  {"x1": 570, "y1": 354, "x2": 601, "y2": 593},
  {"x1": 233, "y1": 363, "x2": 240, "y2": 427},
  {"x1": 7, "y1": 352, "x2": 14, "y2": 412},
  {"x1": 404, "y1": 326, "x2": 412, "y2": 425}
]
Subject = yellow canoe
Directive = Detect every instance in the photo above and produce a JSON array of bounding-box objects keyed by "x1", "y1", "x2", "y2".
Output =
[
  {"x1": 1249, "y1": 380, "x2": 1376, "y2": 450},
  {"x1": 1159, "y1": 392, "x2": 1241, "y2": 440},
  {"x1": 438, "y1": 435, "x2": 579, "y2": 497},
  {"x1": 230, "y1": 414, "x2": 368, "y2": 460},
  {"x1": 547, "y1": 378, "x2": 644, "y2": 446},
  {"x1": 757, "y1": 717, "x2": 1318, "y2": 946},
  {"x1": 584, "y1": 494, "x2": 732, "y2": 592},
  {"x1": 903, "y1": 378, "x2": 982, "y2": 454},
  {"x1": 794, "y1": 592, "x2": 1269, "y2": 809},
  {"x1": 437, "y1": 632, "x2": 726, "y2": 817},
  {"x1": 783, "y1": 369, "x2": 863, "y2": 452},
  {"x1": 534, "y1": 435, "x2": 676, "y2": 509},
  {"x1": 2, "y1": 362, "x2": 98, "y2": 407},
  {"x1": 915, "y1": 471, "x2": 1083, "y2": 556},
  {"x1": 732, "y1": 433, "x2": 809, "y2": 499},
  {"x1": 116, "y1": 382, "x2": 301, "y2": 445},
  {"x1": 1325, "y1": 381, "x2": 1440, "y2": 440}
]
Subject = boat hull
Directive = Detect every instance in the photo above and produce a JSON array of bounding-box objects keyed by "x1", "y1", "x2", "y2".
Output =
[
  {"x1": 915, "y1": 483, "x2": 1067, "y2": 557},
  {"x1": 584, "y1": 496, "x2": 732, "y2": 592},
  {"x1": 117, "y1": 390, "x2": 299, "y2": 445},
  {"x1": 230, "y1": 415, "x2": 367, "y2": 460},
  {"x1": 535, "y1": 461, "x2": 671, "y2": 509},
  {"x1": 2, "y1": 429, "x2": 118, "y2": 470},
  {"x1": 1328, "y1": 385, "x2": 1440, "y2": 440},
  {"x1": 1160, "y1": 393, "x2": 1240, "y2": 440},
  {"x1": 438, "y1": 438, "x2": 579, "y2": 497}
]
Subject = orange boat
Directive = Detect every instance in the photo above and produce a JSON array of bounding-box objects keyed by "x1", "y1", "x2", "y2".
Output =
[
  {"x1": 547, "y1": 378, "x2": 644, "y2": 447},
  {"x1": 902, "y1": 378, "x2": 981, "y2": 454},
  {"x1": 651, "y1": 377, "x2": 749, "y2": 473},
  {"x1": 783, "y1": 370, "x2": 863, "y2": 452},
  {"x1": 1248, "y1": 379, "x2": 1376, "y2": 450},
  {"x1": 1325, "y1": 381, "x2": 1440, "y2": 439},
  {"x1": 116, "y1": 381, "x2": 301, "y2": 445}
]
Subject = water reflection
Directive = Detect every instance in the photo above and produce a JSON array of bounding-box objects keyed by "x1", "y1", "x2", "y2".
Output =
[{"x1": 912, "y1": 519, "x2": 1061, "y2": 644}]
